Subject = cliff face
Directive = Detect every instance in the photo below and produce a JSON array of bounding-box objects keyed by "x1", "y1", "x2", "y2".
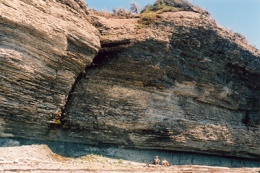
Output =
[
  {"x1": 0, "y1": 0, "x2": 100, "y2": 138},
  {"x1": 1, "y1": 0, "x2": 260, "y2": 160},
  {"x1": 64, "y1": 11, "x2": 260, "y2": 159}
]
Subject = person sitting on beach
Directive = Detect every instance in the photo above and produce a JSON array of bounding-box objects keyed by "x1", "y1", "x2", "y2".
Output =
[
  {"x1": 153, "y1": 156, "x2": 160, "y2": 165},
  {"x1": 162, "y1": 158, "x2": 170, "y2": 166}
]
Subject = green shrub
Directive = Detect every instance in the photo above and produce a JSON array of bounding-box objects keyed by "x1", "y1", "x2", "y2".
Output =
[
  {"x1": 140, "y1": 0, "x2": 198, "y2": 14},
  {"x1": 138, "y1": 0, "x2": 175, "y2": 26},
  {"x1": 138, "y1": 0, "x2": 202, "y2": 26},
  {"x1": 141, "y1": 2, "x2": 172, "y2": 14},
  {"x1": 139, "y1": 11, "x2": 160, "y2": 25},
  {"x1": 140, "y1": 4, "x2": 156, "y2": 13}
]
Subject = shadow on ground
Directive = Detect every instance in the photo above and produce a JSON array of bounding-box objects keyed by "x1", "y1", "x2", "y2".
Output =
[{"x1": 0, "y1": 137, "x2": 259, "y2": 168}]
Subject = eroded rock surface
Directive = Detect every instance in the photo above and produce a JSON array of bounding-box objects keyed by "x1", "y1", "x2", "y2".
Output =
[
  {"x1": 64, "y1": 10, "x2": 260, "y2": 159},
  {"x1": 0, "y1": 0, "x2": 260, "y2": 161},
  {"x1": 0, "y1": 0, "x2": 100, "y2": 138}
]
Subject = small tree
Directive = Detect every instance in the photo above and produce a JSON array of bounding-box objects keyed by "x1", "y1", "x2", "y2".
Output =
[{"x1": 130, "y1": 2, "x2": 140, "y2": 14}]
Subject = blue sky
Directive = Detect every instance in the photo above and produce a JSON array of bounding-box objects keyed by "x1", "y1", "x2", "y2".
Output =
[{"x1": 86, "y1": 0, "x2": 260, "y2": 49}]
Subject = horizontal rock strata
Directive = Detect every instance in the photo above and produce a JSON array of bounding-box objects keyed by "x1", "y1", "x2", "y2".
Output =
[
  {"x1": 0, "y1": 0, "x2": 100, "y2": 138},
  {"x1": 0, "y1": 0, "x2": 260, "y2": 160},
  {"x1": 64, "y1": 11, "x2": 260, "y2": 159}
]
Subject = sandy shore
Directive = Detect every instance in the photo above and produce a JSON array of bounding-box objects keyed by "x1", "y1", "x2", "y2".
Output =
[{"x1": 1, "y1": 145, "x2": 260, "y2": 173}]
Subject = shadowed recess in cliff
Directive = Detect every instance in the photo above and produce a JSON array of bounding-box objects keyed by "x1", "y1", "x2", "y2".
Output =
[
  {"x1": 60, "y1": 38, "x2": 133, "y2": 126},
  {"x1": 100, "y1": 39, "x2": 132, "y2": 53},
  {"x1": 1, "y1": 137, "x2": 260, "y2": 167}
]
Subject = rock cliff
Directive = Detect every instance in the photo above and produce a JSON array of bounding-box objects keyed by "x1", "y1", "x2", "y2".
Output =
[
  {"x1": 0, "y1": 0, "x2": 260, "y2": 160},
  {"x1": 0, "y1": 0, "x2": 100, "y2": 138}
]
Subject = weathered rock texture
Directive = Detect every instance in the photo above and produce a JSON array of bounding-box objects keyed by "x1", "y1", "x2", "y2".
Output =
[
  {"x1": 0, "y1": 0, "x2": 100, "y2": 138},
  {"x1": 64, "y1": 10, "x2": 260, "y2": 159},
  {"x1": 0, "y1": 0, "x2": 260, "y2": 161}
]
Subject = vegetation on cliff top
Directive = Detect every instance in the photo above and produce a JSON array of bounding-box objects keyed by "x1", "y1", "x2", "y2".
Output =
[
  {"x1": 89, "y1": 0, "x2": 205, "y2": 20},
  {"x1": 138, "y1": 0, "x2": 208, "y2": 26},
  {"x1": 141, "y1": 0, "x2": 191, "y2": 14}
]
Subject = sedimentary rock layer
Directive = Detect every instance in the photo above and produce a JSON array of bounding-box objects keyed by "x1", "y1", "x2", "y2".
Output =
[
  {"x1": 64, "y1": 11, "x2": 260, "y2": 159},
  {"x1": 0, "y1": 0, "x2": 100, "y2": 138},
  {"x1": 0, "y1": 0, "x2": 260, "y2": 160}
]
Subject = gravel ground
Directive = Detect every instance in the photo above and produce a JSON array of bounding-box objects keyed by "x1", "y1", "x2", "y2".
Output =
[{"x1": 1, "y1": 145, "x2": 260, "y2": 173}]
